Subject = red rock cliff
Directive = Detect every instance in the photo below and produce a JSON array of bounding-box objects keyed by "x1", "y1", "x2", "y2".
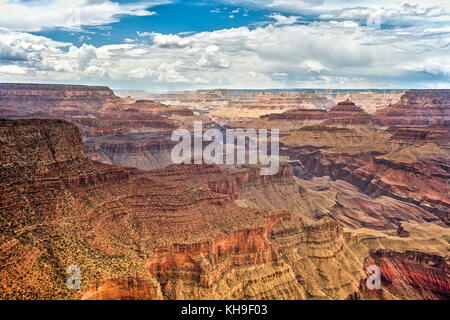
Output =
[{"x1": 374, "y1": 90, "x2": 450, "y2": 126}]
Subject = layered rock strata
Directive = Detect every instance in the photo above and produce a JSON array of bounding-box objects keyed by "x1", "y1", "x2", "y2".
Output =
[
  {"x1": 374, "y1": 90, "x2": 450, "y2": 126},
  {"x1": 0, "y1": 83, "x2": 201, "y2": 171}
]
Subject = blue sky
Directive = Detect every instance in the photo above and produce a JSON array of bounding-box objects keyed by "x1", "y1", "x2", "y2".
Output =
[
  {"x1": 0, "y1": 0, "x2": 449, "y2": 92},
  {"x1": 31, "y1": 1, "x2": 272, "y2": 46}
]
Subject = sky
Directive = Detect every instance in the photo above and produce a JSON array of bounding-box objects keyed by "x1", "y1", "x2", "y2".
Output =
[{"x1": 0, "y1": 0, "x2": 449, "y2": 92}]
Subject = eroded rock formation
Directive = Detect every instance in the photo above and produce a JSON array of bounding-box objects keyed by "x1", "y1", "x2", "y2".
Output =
[
  {"x1": 374, "y1": 90, "x2": 450, "y2": 126},
  {"x1": 0, "y1": 83, "x2": 204, "y2": 171},
  {"x1": 1, "y1": 85, "x2": 449, "y2": 300},
  {"x1": 351, "y1": 250, "x2": 450, "y2": 299}
]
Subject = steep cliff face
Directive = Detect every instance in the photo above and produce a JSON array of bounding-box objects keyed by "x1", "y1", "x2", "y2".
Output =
[
  {"x1": 220, "y1": 93, "x2": 449, "y2": 294},
  {"x1": 0, "y1": 83, "x2": 204, "y2": 171},
  {"x1": 324, "y1": 179, "x2": 439, "y2": 229},
  {"x1": 71, "y1": 118, "x2": 177, "y2": 137},
  {"x1": 262, "y1": 109, "x2": 328, "y2": 122},
  {"x1": 0, "y1": 119, "x2": 254, "y2": 299},
  {"x1": 374, "y1": 90, "x2": 450, "y2": 126},
  {"x1": 0, "y1": 82, "x2": 193, "y2": 128},
  {"x1": 386, "y1": 124, "x2": 450, "y2": 150},
  {"x1": 323, "y1": 90, "x2": 405, "y2": 114},
  {"x1": 143, "y1": 161, "x2": 440, "y2": 230},
  {"x1": 144, "y1": 163, "x2": 294, "y2": 201},
  {"x1": 232, "y1": 99, "x2": 374, "y2": 136},
  {"x1": 1, "y1": 106, "x2": 449, "y2": 300},
  {"x1": 283, "y1": 146, "x2": 449, "y2": 221},
  {"x1": 326, "y1": 99, "x2": 372, "y2": 126},
  {"x1": 232, "y1": 166, "x2": 440, "y2": 230},
  {"x1": 0, "y1": 83, "x2": 118, "y2": 117},
  {"x1": 176, "y1": 91, "x2": 332, "y2": 125},
  {"x1": 281, "y1": 124, "x2": 390, "y2": 154},
  {"x1": 0, "y1": 119, "x2": 84, "y2": 169},
  {"x1": 277, "y1": 116, "x2": 449, "y2": 224},
  {"x1": 98, "y1": 99, "x2": 194, "y2": 120},
  {"x1": 83, "y1": 132, "x2": 176, "y2": 170},
  {"x1": 4, "y1": 119, "x2": 387, "y2": 300},
  {"x1": 142, "y1": 215, "x2": 364, "y2": 300},
  {"x1": 145, "y1": 212, "x2": 292, "y2": 299},
  {"x1": 359, "y1": 149, "x2": 449, "y2": 215},
  {"x1": 148, "y1": 89, "x2": 405, "y2": 121},
  {"x1": 350, "y1": 250, "x2": 450, "y2": 300},
  {"x1": 259, "y1": 99, "x2": 373, "y2": 127},
  {"x1": 81, "y1": 277, "x2": 163, "y2": 300}
]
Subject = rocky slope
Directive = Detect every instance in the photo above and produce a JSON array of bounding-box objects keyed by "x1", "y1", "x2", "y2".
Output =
[
  {"x1": 210, "y1": 92, "x2": 330, "y2": 124},
  {"x1": 139, "y1": 162, "x2": 441, "y2": 230},
  {"x1": 144, "y1": 163, "x2": 294, "y2": 201},
  {"x1": 374, "y1": 90, "x2": 450, "y2": 126},
  {"x1": 281, "y1": 138, "x2": 449, "y2": 222},
  {"x1": 225, "y1": 93, "x2": 449, "y2": 230},
  {"x1": 0, "y1": 83, "x2": 118, "y2": 117},
  {"x1": 326, "y1": 99, "x2": 373, "y2": 126},
  {"x1": 350, "y1": 249, "x2": 450, "y2": 299},
  {"x1": 0, "y1": 83, "x2": 205, "y2": 171},
  {"x1": 148, "y1": 89, "x2": 405, "y2": 122},
  {"x1": 386, "y1": 124, "x2": 450, "y2": 150},
  {"x1": 229, "y1": 99, "x2": 373, "y2": 133},
  {"x1": 2, "y1": 119, "x2": 448, "y2": 300},
  {"x1": 1, "y1": 84, "x2": 449, "y2": 300},
  {"x1": 0, "y1": 119, "x2": 270, "y2": 299}
]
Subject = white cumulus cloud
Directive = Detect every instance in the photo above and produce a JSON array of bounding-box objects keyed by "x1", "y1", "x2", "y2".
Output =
[
  {"x1": 0, "y1": 0, "x2": 164, "y2": 31},
  {"x1": 0, "y1": 1, "x2": 449, "y2": 91}
]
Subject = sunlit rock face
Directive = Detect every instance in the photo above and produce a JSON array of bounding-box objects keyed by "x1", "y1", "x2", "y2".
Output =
[
  {"x1": 0, "y1": 83, "x2": 118, "y2": 117},
  {"x1": 350, "y1": 250, "x2": 450, "y2": 300},
  {"x1": 0, "y1": 83, "x2": 206, "y2": 171},
  {"x1": 223, "y1": 93, "x2": 449, "y2": 227},
  {"x1": 1, "y1": 119, "x2": 447, "y2": 300},
  {"x1": 325, "y1": 99, "x2": 373, "y2": 126},
  {"x1": 0, "y1": 85, "x2": 449, "y2": 300},
  {"x1": 374, "y1": 90, "x2": 450, "y2": 126},
  {"x1": 148, "y1": 89, "x2": 405, "y2": 125}
]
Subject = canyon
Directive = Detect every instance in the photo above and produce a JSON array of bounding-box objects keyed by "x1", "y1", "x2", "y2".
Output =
[
  {"x1": 230, "y1": 91, "x2": 449, "y2": 224},
  {"x1": 148, "y1": 89, "x2": 405, "y2": 124},
  {"x1": 0, "y1": 84, "x2": 448, "y2": 300},
  {"x1": 0, "y1": 83, "x2": 212, "y2": 171}
]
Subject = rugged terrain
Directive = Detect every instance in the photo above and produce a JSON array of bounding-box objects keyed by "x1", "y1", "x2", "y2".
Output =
[
  {"x1": 0, "y1": 85, "x2": 448, "y2": 300},
  {"x1": 148, "y1": 89, "x2": 405, "y2": 124},
  {"x1": 0, "y1": 119, "x2": 448, "y2": 300},
  {"x1": 374, "y1": 90, "x2": 450, "y2": 126},
  {"x1": 0, "y1": 83, "x2": 210, "y2": 171},
  {"x1": 229, "y1": 91, "x2": 449, "y2": 225}
]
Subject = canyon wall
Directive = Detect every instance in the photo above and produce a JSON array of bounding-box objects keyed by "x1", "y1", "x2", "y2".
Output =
[
  {"x1": 374, "y1": 90, "x2": 450, "y2": 126},
  {"x1": 0, "y1": 83, "x2": 205, "y2": 171},
  {"x1": 1, "y1": 85, "x2": 449, "y2": 300},
  {"x1": 2, "y1": 119, "x2": 447, "y2": 300},
  {"x1": 148, "y1": 89, "x2": 405, "y2": 124}
]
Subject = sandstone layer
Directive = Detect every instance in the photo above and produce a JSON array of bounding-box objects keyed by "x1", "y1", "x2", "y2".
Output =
[
  {"x1": 0, "y1": 83, "x2": 207, "y2": 171},
  {"x1": 1, "y1": 84, "x2": 449, "y2": 300},
  {"x1": 2, "y1": 119, "x2": 448, "y2": 300},
  {"x1": 374, "y1": 90, "x2": 450, "y2": 126}
]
